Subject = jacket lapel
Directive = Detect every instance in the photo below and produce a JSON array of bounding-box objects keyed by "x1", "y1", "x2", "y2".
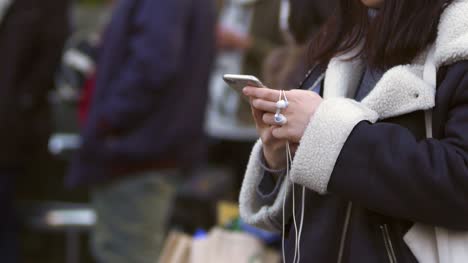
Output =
[
  {"x1": 362, "y1": 64, "x2": 436, "y2": 120},
  {"x1": 323, "y1": 52, "x2": 436, "y2": 120},
  {"x1": 323, "y1": 48, "x2": 365, "y2": 100}
]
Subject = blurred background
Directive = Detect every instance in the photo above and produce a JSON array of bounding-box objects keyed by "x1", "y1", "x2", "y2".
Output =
[{"x1": 0, "y1": 0, "x2": 335, "y2": 262}]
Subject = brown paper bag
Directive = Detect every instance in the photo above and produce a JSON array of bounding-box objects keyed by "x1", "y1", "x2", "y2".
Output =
[
  {"x1": 190, "y1": 228, "x2": 280, "y2": 263},
  {"x1": 159, "y1": 231, "x2": 192, "y2": 263}
]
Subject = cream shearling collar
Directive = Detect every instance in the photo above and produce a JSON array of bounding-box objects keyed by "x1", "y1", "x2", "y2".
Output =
[{"x1": 323, "y1": 0, "x2": 468, "y2": 120}]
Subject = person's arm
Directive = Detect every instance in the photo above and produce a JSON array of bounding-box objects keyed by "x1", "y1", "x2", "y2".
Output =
[
  {"x1": 291, "y1": 62, "x2": 468, "y2": 230},
  {"x1": 239, "y1": 140, "x2": 292, "y2": 233},
  {"x1": 257, "y1": 153, "x2": 287, "y2": 202},
  {"x1": 98, "y1": 0, "x2": 189, "y2": 133}
]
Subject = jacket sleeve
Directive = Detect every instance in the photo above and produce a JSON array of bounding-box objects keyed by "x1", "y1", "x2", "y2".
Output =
[
  {"x1": 98, "y1": 0, "x2": 189, "y2": 132},
  {"x1": 239, "y1": 140, "x2": 292, "y2": 233},
  {"x1": 291, "y1": 64, "x2": 468, "y2": 230}
]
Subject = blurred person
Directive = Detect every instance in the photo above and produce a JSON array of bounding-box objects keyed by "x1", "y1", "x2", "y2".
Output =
[
  {"x1": 263, "y1": 0, "x2": 336, "y2": 90},
  {"x1": 240, "y1": 0, "x2": 468, "y2": 262},
  {"x1": 67, "y1": 0, "x2": 216, "y2": 262},
  {"x1": 206, "y1": 0, "x2": 283, "y2": 193},
  {"x1": 0, "y1": 0, "x2": 69, "y2": 262},
  {"x1": 216, "y1": 0, "x2": 283, "y2": 79}
]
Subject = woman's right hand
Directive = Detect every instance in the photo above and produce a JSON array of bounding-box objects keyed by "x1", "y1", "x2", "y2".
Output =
[{"x1": 249, "y1": 96, "x2": 295, "y2": 170}]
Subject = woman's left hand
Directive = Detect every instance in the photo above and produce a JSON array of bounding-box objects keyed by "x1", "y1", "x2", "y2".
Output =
[{"x1": 243, "y1": 87, "x2": 323, "y2": 143}]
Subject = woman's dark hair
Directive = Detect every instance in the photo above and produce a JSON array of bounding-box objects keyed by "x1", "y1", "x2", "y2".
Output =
[
  {"x1": 288, "y1": 0, "x2": 337, "y2": 44},
  {"x1": 309, "y1": 0, "x2": 454, "y2": 69}
]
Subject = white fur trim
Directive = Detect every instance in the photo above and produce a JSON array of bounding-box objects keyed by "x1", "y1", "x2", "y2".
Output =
[
  {"x1": 290, "y1": 99, "x2": 378, "y2": 194},
  {"x1": 239, "y1": 140, "x2": 292, "y2": 232},
  {"x1": 319, "y1": 0, "x2": 468, "y2": 119},
  {"x1": 362, "y1": 65, "x2": 436, "y2": 119},
  {"x1": 322, "y1": 60, "x2": 436, "y2": 121},
  {"x1": 323, "y1": 48, "x2": 365, "y2": 99},
  {"x1": 435, "y1": 0, "x2": 468, "y2": 67}
]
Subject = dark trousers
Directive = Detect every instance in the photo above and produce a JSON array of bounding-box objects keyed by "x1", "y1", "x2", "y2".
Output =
[{"x1": 0, "y1": 168, "x2": 19, "y2": 263}]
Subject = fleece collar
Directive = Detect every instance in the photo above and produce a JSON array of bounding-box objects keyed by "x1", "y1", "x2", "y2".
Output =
[{"x1": 322, "y1": 0, "x2": 468, "y2": 120}]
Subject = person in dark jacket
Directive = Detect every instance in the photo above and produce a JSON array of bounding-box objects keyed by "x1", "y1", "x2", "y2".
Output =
[
  {"x1": 0, "y1": 0, "x2": 69, "y2": 262},
  {"x1": 67, "y1": 0, "x2": 216, "y2": 261},
  {"x1": 240, "y1": 0, "x2": 468, "y2": 262}
]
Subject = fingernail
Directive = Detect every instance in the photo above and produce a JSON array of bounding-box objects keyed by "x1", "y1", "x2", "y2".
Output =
[{"x1": 251, "y1": 99, "x2": 257, "y2": 107}]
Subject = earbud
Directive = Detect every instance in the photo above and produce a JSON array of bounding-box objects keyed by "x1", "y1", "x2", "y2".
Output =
[
  {"x1": 276, "y1": 99, "x2": 289, "y2": 109},
  {"x1": 274, "y1": 113, "x2": 287, "y2": 125}
]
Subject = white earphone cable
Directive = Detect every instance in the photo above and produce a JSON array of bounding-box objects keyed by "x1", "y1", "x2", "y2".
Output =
[
  {"x1": 281, "y1": 90, "x2": 288, "y2": 263},
  {"x1": 290, "y1": 146, "x2": 299, "y2": 263},
  {"x1": 283, "y1": 91, "x2": 299, "y2": 263},
  {"x1": 282, "y1": 180, "x2": 287, "y2": 263},
  {"x1": 279, "y1": 90, "x2": 305, "y2": 263},
  {"x1": 297, "y1": 186, "x2": 306, "y2": 263}
]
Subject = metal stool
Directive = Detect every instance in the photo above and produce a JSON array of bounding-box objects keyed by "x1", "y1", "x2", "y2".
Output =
[{"x1": 21, "y1": 202, "x2": 95, "y2": 263}]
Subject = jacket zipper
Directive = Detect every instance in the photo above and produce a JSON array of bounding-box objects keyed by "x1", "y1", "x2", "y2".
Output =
[
  {"x1": 337, "y1": 202, "x2": 353, "y2": 263},
  {"x1": 380, "y1": 224, "x2": 398, "y2": 263}
]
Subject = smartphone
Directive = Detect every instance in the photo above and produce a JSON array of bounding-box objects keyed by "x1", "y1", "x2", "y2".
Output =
[{"x1": 223, "y1": 74, "x2": 264, "y2": 95}]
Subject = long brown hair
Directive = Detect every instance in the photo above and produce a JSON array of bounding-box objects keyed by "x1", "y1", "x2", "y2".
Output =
[{"x1": 309, "y1": 0, "x2": 454, "y2": 69}]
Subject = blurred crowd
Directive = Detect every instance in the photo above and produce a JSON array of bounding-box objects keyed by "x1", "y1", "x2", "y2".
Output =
[{"x1": 0, "y1": 0, "x2": 336, "y2": 262}]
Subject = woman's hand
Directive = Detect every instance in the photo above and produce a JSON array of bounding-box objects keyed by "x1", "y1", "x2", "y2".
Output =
[{"x1": 244, "y1": 87, "x2": 323, "y2": 144}]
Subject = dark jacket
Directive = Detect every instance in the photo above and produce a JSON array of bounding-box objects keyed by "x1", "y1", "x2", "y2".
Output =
[
  {"x1": 246, "y1": 60, "x2": 468, "y2": 263},
  {"x1": 278, "y1": 60, "x2": 468, "y2": 262},
  {"x1": 0, "y1": 0, "x2": 69, "y2": 165},
  {"x1": 239, "y1": 1, "x2": 468, "y2": 262},
  {"x1": 67, "y1": 0, "x2": 216, "y2": 187}
]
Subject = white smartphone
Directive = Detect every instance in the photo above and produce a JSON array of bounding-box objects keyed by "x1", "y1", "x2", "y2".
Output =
[{"x1": 223, "y1": 74, "x2": 264, "y2": 94}]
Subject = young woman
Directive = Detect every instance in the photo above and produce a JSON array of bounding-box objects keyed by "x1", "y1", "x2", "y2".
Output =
[{"x1": 239, "y1": 0, "x2": 468, "y2": 262}]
